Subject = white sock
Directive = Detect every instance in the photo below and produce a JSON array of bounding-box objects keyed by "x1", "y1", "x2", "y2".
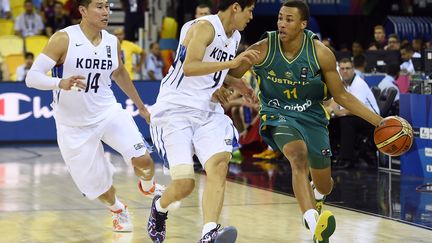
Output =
[
  {"x1": 140, "y1": 177, "x2": 155, "y2": 191},
  {"x1": 155, "y1": 198, "x2": 168, "y2": 213},
  {"x1": 314, "y1": 187, "x2": 325, "y2": 200},
  {"x1": 108, "y1": 196, "x2": 125, "y2": 212},
  {"x1": 303, "y1": 209, "x2": 319, "y2": 236},
  {"x1": 202, "y1": 222, "x2": 217, "y2": 237}
]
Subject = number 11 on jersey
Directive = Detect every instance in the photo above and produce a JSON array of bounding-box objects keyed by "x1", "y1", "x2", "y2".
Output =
[{"x1": 283, "y1": 87, "x2": 297, "y2": 99}]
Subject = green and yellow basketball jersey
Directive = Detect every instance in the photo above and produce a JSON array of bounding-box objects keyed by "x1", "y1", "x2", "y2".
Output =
[{"x1": 253, "y1": 30, "x2": 330, "y2": 127}]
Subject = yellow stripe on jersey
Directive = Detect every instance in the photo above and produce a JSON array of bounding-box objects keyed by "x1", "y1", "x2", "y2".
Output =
[
  {"x1": 278, "y1": 33, "x2": 306, "y2": 64},
  {"x1": 311, "y1": 37, "x2": 320, "y2": 71},
  {"x1": 255, "y1": 35, "x2": 272, "y2": 67},
  {"x1": 306, "y1": 35, "x2": 316, "y2": 75}
]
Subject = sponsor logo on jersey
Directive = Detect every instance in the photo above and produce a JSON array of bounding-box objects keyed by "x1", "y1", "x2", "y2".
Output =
[
  {"x1": 106, "y1": 45, "x2": 111, "y2": 58},
  {"x1": 268, "y1": 70, "x2": 276, "y2": 76},
  {"x1": 267, "y1": 98, "x2": 312, "y2": 112}
]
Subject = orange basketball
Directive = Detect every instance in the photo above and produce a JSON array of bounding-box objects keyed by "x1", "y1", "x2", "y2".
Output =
[{"x1": 374, "y1": 116, "x2": 413, "y2": 156}]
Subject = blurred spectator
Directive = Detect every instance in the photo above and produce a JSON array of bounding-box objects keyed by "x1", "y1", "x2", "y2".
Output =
[
  {"x1": 16, "y1": 52, "x2": 34, "y2": 81},
  {"x1": 368, "y1": 42, "x2": 378, "y2": 51},
  {"x1": 322, "y1": 37, "x2": 336, "y2": 54},
  {"x1": 378, "y1": 63, "x2": 400, "y2": 102},
  {"x1": 330, "y1": 58, "x2": 379, "y2": 169},
  {"x1": 412, "y1": 37, "x2": 422, "y2": 58},
  {"x1": 0, "y1": 0, "x2": 11, "y2": 19},
  {"x1": 384, "y1": 34, "x2": 400, "y2": 51},
  {"x1": 113, "y1": 27, "x2": 145, "y2": 80},
  {"x1": 370, "y1": 25, "x2": 386, "y2": 50},
  {"x1": 14, "y1": 0, "x2": 44, "y2": 37},
  {"x1": 195, "y1": 3, "x2": 211, "y2": 18},
  {"x1": 120, "y1": 0, "x2": 147, "y2": 41},
  {"x1": 144, "y1": 42, "x2": 163, "y2": 80},
  {"x1": 353, "y1": 54, "x2": 366, "y2": 79},
  {"x1": 0, "y1": 58, "x2": 10, "y2": 81},
  {"x1": 351, "y1": 41, "x2": 364, "y2": 57},
  {"x1": 41, "y1": 0, "x2": 56, "y2": 22},
  {"x1": 400, "y1": 44, "x2": 415, "y2": 74},
  {"x1": 64, "y1": 0, "x2": 81, "y2": 24},
  {"x1": 45, "y1": 1, "x2": 71, "y2": 37}
]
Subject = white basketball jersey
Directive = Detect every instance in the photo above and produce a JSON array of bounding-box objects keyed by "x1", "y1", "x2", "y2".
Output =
[
  {"x1": 152, "y1": 15, "x2": 241, "y2": 114},
  {"x1": 51, "y1": 25, "x2": 119, "y2": 126}
]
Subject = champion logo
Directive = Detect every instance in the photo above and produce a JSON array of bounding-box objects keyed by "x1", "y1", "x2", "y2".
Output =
[{"x1": 0, "y1": 93, "x2": 53, "y2": 122}]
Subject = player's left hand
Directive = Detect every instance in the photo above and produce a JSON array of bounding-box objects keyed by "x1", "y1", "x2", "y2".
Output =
[{"x1": 138, "y1": 107, "x2": 151, "y2": 124}]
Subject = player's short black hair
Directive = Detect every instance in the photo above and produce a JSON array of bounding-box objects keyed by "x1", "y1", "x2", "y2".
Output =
[
  {"x1": 218, "y1": 0, "x2": 255, "y2": 11},
  {"x1": 282, "y1": 0, "x2": 310, "y2": 21},
  {"x1": 76, "y1": 0, "x2": 92, "y2": 7}
]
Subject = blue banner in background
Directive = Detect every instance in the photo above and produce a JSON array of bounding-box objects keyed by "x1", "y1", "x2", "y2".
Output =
[
  {"x1": 0, "y1": 81, "x2": 160, "y2": 142},
  {"x1": 254, "y1": 0, "x2": 356, "y2": 16},
  {"x1": 399, "y1": 94, "x2": 432, "y2": 179}
]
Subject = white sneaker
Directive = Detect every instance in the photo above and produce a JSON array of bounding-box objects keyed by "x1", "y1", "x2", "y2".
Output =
[
  {"x1": 138, "y1": 181, "x2": 166, "y2": 198},
  {"x1": 111, "y1": 206, "x2": 133, "y2": 232}
]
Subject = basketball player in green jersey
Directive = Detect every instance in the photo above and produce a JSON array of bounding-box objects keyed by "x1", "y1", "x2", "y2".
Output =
[{"x1": 228, "y1": 1, "x2": 383, "y2": 242}]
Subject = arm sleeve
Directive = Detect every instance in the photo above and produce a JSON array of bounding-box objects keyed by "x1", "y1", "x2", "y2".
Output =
[{"x1": 26, "y1": 53, "x2": 61, "y2": 90}]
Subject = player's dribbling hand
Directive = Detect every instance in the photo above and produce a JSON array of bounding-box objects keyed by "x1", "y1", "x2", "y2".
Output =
[
  {"x1": 59, "y1": 75, "x2": 87, "y2": 91},
  {"x1": 231, "y1": 49, "x2": 260, "y2": 68},
  {"x1": 139, "y1": 107, "x2": 151, "y2": 124},
  {"x1": 231, "y1": 77, "x2": 258, "y2": 104}
]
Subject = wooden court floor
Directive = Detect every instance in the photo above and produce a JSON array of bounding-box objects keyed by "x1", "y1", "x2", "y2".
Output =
[{"x1": 0, "y1": 146, "x2": 430, "y2": 243}]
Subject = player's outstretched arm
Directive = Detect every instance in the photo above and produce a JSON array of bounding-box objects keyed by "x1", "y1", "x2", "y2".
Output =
[
  {"x1": 111, "y1": 39, "x2": 150, "y2": 123},
  {"x1": 228, "y1": 38, "x2": 268, "y2": 79},
  {"x1": 181, "y1": 20, "x2": 259, "y2": 77},
  {"x1": 26, "y1": 32, "x2": 86, "y2": 90},
  {"x1": 316, "y1": 40, "x2": 383, "y2": 126}
]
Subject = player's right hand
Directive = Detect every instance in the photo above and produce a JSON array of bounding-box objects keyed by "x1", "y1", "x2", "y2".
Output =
[
  {"x1": 59, "y1": 75, "x2": 87, "y2": 91},
  {"x1": 211, "y1": 86, "x2": 232, "y2": 105},
  {"x1": 231, "y1": 49, "x2": 260, "y2": 68}
]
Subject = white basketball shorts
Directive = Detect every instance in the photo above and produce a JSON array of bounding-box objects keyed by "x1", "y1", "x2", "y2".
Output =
[
  {"x1": 150, "y1": 108, "x2": 239, "y2": 174},
  {"x1": 56, "y1": 105, "x2": 149, "y2": 200}
]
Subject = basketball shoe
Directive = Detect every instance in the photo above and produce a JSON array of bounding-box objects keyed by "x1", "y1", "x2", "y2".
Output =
[
  {"x1": 313, "y1": 210, "x2": 336, "y2": 243},
  {"x1": 304, "y1": 181, "x2": 326, "y2": 230},
  {"x1": 198, "y1": 224, "x2": 237, "y2": 243},
  {"x1": 111, "y1": 206, "x2": 133, "y2": 232},
  {"x1": 148, "y1": 195, "x2": 168, "y2": 242},
  {"x1": 138, "y1": 181, "x2": 166, "y2": 198}
]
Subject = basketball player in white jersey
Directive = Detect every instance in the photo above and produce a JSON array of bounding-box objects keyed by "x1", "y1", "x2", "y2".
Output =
[
  {"x1": 25, "y1": 0, "x2": 163, "y2": 232},
  {"x1": 147, "y1": 1, "x2": 259, "y2": 242}
]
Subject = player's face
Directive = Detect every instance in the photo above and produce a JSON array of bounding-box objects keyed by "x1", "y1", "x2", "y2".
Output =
[
  {"x1": 277, "y1": 6, "x2": 306, "y2": 42},
  {"x1": 338, "y1": 62, "x2": 355, "y2": 83},
  {"x1": 82, "y1": 0, "x2": 110, "y2": 28},
  {"x1": 234, "y1": 4, "x2": 254, "y2": 31}
]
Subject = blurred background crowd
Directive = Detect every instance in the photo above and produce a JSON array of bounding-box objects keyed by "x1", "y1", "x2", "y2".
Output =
[{"x1": 1, "y1": 0, "x2": 432, "y2": 171}]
